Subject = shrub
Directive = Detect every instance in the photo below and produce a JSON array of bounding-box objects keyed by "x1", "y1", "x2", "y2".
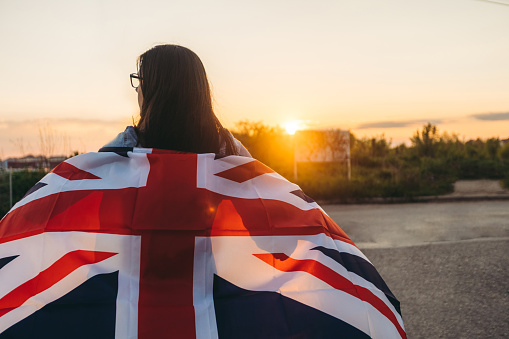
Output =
[{"x1": 0, "y1": 170, "x2": 46, "y2": 218}]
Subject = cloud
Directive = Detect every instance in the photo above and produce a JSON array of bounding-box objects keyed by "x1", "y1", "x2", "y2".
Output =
[
  {"x1": 476, "y1": 0, "x2": 509, "y2": 6},
  {"x1": 356, "y1": 119, "x2": 443, "y2": 129},
  {"x1": 0, "y1": 118, "x2": 124, "y2": 128},
  {"x1": 471, "y1": 112, "x2": 509, "y2": 121}
]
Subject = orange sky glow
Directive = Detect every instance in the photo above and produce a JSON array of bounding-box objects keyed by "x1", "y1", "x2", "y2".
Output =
[{"x1": 1, "y1": 0, "x2": 508, "y2": 158}]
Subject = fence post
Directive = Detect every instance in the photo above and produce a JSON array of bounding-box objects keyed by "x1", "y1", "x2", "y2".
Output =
[
  {"x1": 293, "y1": 134, "x2": 298, "y2": 181},
  {"x1": 9, "y1": 168, "x2": 13, "y2": 208},
  {"x1": 347, "y1": 156, "x2": 351, "y2": 181}
]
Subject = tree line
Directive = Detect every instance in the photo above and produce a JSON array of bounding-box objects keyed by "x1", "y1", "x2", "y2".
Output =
[
  {"x1": 1, "y1": 122, "x2": 508, "y2": 217},
  {"x1": 231, "y1": 121, "x2": 509, "y2": 201}
]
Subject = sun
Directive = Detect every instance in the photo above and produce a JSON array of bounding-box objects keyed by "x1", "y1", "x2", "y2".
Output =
[{"x1": 284, "y1": 121, "x2": 301, "y2": 135}]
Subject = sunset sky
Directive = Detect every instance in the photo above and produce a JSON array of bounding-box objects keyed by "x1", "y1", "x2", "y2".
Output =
[{"x1": 1, "y1": 0, "x2": 508, "y2": 158}]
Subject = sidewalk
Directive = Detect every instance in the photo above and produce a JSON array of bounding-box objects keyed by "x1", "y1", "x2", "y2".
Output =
[
  {"x1": 322, "y1": 199, "x2": 509, "y2": 249},
  {"x1": 437, "y1": 179, "x2": 509, "y2": 201},
  {"x1": 320, "y1": 179, "x2": 509, "y2": 204}
]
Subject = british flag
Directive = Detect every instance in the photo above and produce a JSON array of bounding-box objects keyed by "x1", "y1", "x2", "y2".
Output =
[{"x1": 0, "y1": 148, "x2": 405, "y2": 338}]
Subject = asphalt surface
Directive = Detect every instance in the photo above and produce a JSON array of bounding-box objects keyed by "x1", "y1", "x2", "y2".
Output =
[{"x1": 322, "y1": 200, "x2": 509, "y2": 338}]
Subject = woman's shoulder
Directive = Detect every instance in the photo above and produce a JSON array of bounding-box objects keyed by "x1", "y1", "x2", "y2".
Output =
[
  {"x1": 220, "y1": 129, "x2": 252, "y2": 157},
  {"x1": 102, "y1": 126, "x2": 139, "y2": 148}
]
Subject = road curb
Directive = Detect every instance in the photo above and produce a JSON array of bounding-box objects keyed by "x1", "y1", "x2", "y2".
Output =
[{"x1": 317, "y1": 194, "x2": 509, "y2": 205}]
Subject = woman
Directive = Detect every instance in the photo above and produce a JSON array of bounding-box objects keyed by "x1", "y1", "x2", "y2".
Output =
[
  {"x1": 1, "y1": 44, "x2": 404, "y2": 339},
  {"x1": 103, "y1": 44, "x2": 250, "y2": 157}
]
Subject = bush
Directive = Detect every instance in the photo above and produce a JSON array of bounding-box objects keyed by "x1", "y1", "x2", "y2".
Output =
[
  {"x1": 457, "y1": 159, "x2": 507, "y2": 179},
  {"x1": 0, "y1": 170, "x2": 46, "y2": 218}
]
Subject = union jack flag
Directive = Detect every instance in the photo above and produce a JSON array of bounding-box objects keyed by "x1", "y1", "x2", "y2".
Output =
[{"x1": 0, "y1": 148, "x2": 405, "y2": 338}]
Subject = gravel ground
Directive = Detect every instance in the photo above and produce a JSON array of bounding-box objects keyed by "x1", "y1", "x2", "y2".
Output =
[
  {"x1": 363, "y1": 240, "x2": 509, "y2": 339},
  {"x1": 322, "y1": 200, "x2": 509, "y2": 338}
]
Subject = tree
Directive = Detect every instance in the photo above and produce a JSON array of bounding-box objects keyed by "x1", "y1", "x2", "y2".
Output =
[
  {"x1": 10, "y1": 137, "x2": 31, "y2": 157},
  {"x1": 411, "y1": 123, "x2": 439, "y2": 157},
  {"x1": 499, "y1": 142, "x2": 509, "y2": 160},
  {"x1": 231, "y1": 120, "x2": 293, "y2": 176},
  {"x1": 483, "y1": 138, "x2": 500, "y2": 160},
  {"x1": 38, "y1": 123, "x2": 58, "y2": 159}
]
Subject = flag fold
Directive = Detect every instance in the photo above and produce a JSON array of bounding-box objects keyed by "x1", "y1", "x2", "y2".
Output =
[{"x1": 0, "y1": 148, "x2": 405, "y2": 339}]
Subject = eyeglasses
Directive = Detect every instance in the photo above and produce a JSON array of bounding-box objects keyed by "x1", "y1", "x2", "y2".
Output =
[{"x1": 130, "y1": 73, "x2": 142, "y2": 89}]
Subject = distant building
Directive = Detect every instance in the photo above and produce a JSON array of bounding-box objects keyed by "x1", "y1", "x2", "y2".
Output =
[
  {"x1": 294, "y1": 129, "x2": 351, "y2": 180},
  {"x1": 0, "y1": 155, "x2": 67, "y2": 171}
]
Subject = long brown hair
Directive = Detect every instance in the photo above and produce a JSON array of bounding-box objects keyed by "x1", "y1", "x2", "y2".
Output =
[{"x1": 135, "y1": 44, "x2": 235, "y2": 154}]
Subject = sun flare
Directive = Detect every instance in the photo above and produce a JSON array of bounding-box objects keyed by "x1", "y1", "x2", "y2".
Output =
[{"x1": 284, "y1": 121, "x2": 301, "y2": 135}]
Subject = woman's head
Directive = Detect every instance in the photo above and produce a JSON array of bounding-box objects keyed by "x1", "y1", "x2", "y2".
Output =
[{"x1": 134, "y1": 44, "x2": 234, "y2": 154}]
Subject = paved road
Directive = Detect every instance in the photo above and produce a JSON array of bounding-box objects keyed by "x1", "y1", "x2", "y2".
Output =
[
  {"x1": 323, "y1": 200, "x2": 509, "y2": 248},
  {"x1": 323, "y1": 200, "x2": 509, "y2": 338}
]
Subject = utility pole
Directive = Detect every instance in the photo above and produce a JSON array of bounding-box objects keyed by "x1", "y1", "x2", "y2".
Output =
[
  {"x1": 294, "y1": 158, "x2": 298, "y2": 181},
  {"x1": 347, "y1": 155, "x2": 351, "y2": 181},
  {"x1": 293, "y1": 133, "x2": 299, "y2": 181},
  {"x1": 9, "y1": 168, "x2": 13, "y2": 208}
]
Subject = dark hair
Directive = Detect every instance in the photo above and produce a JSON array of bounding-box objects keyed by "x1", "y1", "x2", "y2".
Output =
[{"x1": 135, "y1": 44, "x2": 236, "y2": 154}]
